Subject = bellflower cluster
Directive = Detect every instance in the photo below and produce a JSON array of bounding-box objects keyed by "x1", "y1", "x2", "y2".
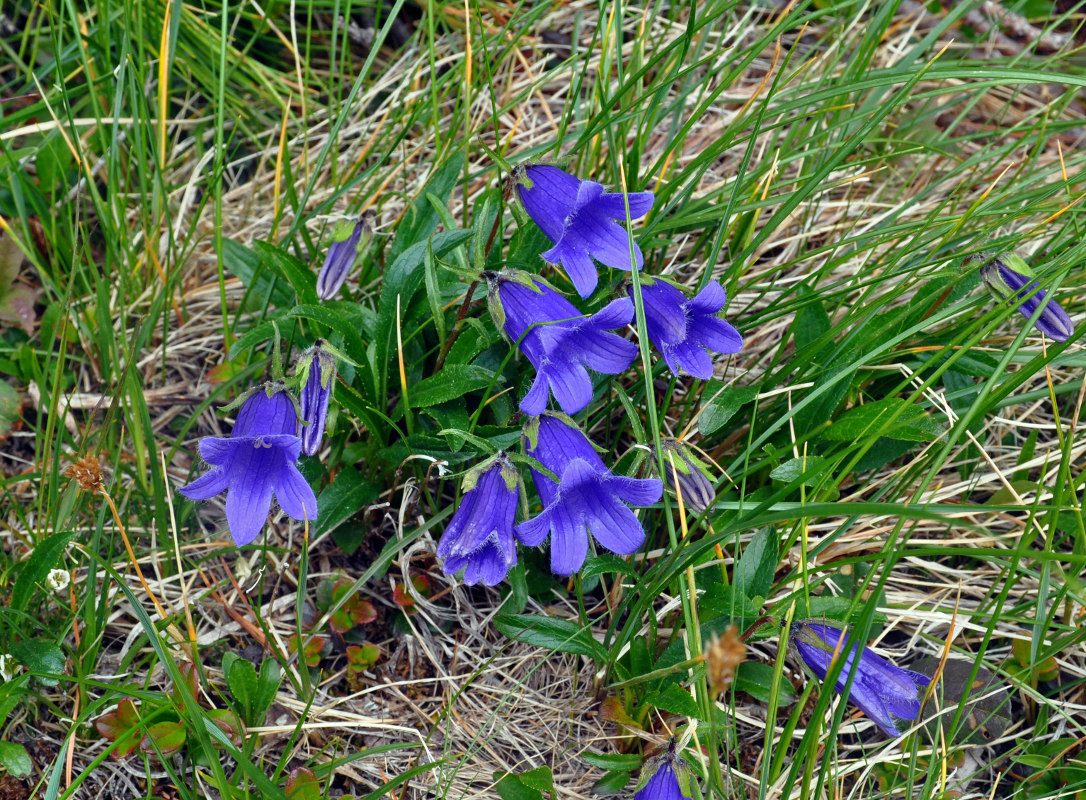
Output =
[
  {"x1": 976, "y1": 251, "x2": 1075, "y2": 342},
  {"x1": 516, "y1": 414, "x2": 662, "y2": 575},
  {"x1": 633, "y1": 277, "x2": 744, "y2": 379},
  {"x1": 514, "y1": 164, "x2": 654, "y2": 298},
  {"x1": 436, "y1": 454, "x2": 519, "y2": 586},
  {"x1": 791, "y1": 620, "x2": 932, "y2": 737},
  {"x1": 180, "y1": 384, "x2": 319, "y2": 546}
]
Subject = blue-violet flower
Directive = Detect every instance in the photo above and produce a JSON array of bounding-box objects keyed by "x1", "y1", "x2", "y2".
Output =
[
  {"x1": 298, "y1": 343, "x2": 337, "y2": 457},
  {"x1": 633, "y1": 277, "x2": 743, "y2": 379},
  {"x1": 437, "y1": 454, "x2": 519, "y2": 586},
  {"x1": 977, "y1": 252, "x2": 1074, "y2": 342},
  {"x1": 791, "y1": 619, "x2": 932, "y2": 737},
  {"x1": 514, "y1": 164, "x2": 654, "y2": 298},
  {"x1": 633, "y1": 759, "x2": 690, "y2": 800},
  {"x1": 316, "y1": 212, "x2": 374, "y2": 300},
  {"x1": 180, "y1": 385, "x2": 318, "y2": 546},
  {"x1": 515, "y1": 414, "x2": 662, "y2": 575},
  {"x1": 487, "y1": 271, "x2": 638, "y2": 416},
  {"x1": 657, "y1": 439, "x2": 716, "y2": 513}
]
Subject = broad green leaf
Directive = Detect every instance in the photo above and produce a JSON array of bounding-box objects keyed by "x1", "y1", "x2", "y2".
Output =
[
  {"x1": 734, "y1": 527, "x2": 778, "y2": 602},
  {"x1": 8, "y1": 638, "x2": 65, "y2": 686},
  {"x1": 223, "y1": 238, "x2": 294, "y2": 309},
  {"x1": 252, "y1": 240, "x2": 319, "y2": 306},
  {"x1": 769, "y1": 455, "x2": 828, "y2": 485},
  {"x1": 590, "y1": 770, "x2": 632, "y2": 795},
  {"x1": 699, "y1": 384, "x2": 758, "y2": 436},
  {"x1": 0, "y1": 741, "x2": 32, "y2": 778},
  {"x1": 644, "y1": 683, "x2": 702, "y2": 720},
  {"x1": 580, "y1": 753, "x2": 642, "y2": 771},
  {"x1": 734, "y1": 661, "x2": 796, "y2": 704},
  {"x1": 409, "y1": 364, "x2": 497, "y2": 408},
  {"x1": 11, "y1": 530, "x2": 76, "y2": 612},
  {"x1": 315, "y1": 467, "x2": 381, "y2": 537},
  {"x1": 821, "y1": 397, "x2": 943, "y2": 442},
  {"x1": 493, "y1": 614, "x2": 606, "y2": 661},
  {"x1": 387, "y1": 154, "x2": 466, "y2": 265}
]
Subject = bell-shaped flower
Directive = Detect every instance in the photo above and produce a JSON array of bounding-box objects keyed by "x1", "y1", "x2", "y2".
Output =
[
  {"x1": 180, "y1": 385, "x2": 318, "y2": 546},
  {"x1": 487, "y1": 271, "x2": 638, "y2": 416},
  {"x1": 316, "y1": 212, "x2": 374, "y2": 300},
  {"x1": 634, "y1": 759, "x2": 691, "y2": 800},
  {"x1": 977, "y1": 252, "x2": 1074, "y2": 342},
  {"x1": 515, "y1": 414, "x2": 662, "y2": 575},
  {"x1": 632, "y1": 277, "x2": 743, "y2": 379},
  {"x1": 437, "y1": 454, "x2": 519, "y2": 586},
  {"x1": 791, "y1": 620, "x2": 932, "y2": 737},
  {"x1": 514, "y1": 164, "x2": 654, "y2": 298},
  {"x1": 297, "y1": 343, "x2": 337, "y2": 457}
]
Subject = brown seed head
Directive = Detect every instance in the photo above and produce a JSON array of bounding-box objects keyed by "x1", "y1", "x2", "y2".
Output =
[
  {"x1": 706, "y1": 625, "x2": 746, "y2": 695},
  {"x1": 65, "y1": 455, "x2": 105, "y2": 495}
]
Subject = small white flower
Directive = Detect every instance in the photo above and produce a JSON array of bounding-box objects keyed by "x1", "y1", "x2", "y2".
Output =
[
  {"x1": 0, "y1": 653, "x2": 17, "y2": 682},
  {"x1": 46, "y1": 568, "x2": 70, "y2": 592}
]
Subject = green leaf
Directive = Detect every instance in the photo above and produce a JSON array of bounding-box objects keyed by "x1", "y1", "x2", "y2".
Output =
[
  {"x1": 409, "y1": 364, "x2": 497, "y2": 408},
  {"x1": 643, "y1": 683, "x2": 702, "y2": 719},
  {"x1": 519, "y1": 766, "x2": 555, "y2": 795},
  {"x1": 0, "y1": 741, "x2": 32, "y2": 778},
  {"x1": 222, "y1": 238, "x2": 294, "y2": 309},
  {"x1": 821, "y1": 397, "x2": 943, "y2": 443},
  {"x1": 580, "y1": 753, "x2": 643, "y2": 771},
  {"x1": 494, "y1": 772, "x2": 544, "y2": 800},
  {"x1": 699, "y1": 384, "x2": 758, "y2": 436},
  {"x1": 140, "y1": 721, "x2": 186, "y2": 757},
  {"x1": 734, "y1": 661, "x2": 796, "y2": 704},
  {"x1": 224, "y1": 656, "x2": 260, "y2": 725},
  {"x1": 734, "y1": 527, "x2": 778, "y2": 602},
  {"x1": 792, "y1": 287, "x2": 831, "y2": 355},
  {"x1": 493, "y1": 614, "x2": 606, "y2": 661},
  {"x1": 252, "y1": 240, "x2": 319, "y2": 306},
  {"x1": 769, "y1": 455, "x2": 828, "y2": 485},
  {"x1": 315, "y1": 467, "x2": 381, "y2": 538},
  {"x1": 11, "y1": 530, "x2": 77, "y2": 612},
  {"x1": 373, "y1": 229, "x2": 473, "y2": 402},
  {"x1": 590, "y1": 770, "x2": 632, "y2": 795},
  {"x1": 387, "y1": 154, "x2": 466, "y2": 265},
  {"x1": 286, "y1": 767, "x2": 322, "y2": 800},
  {"x1": 8, "y1": 638, "x2": 65, "y2": 686},
  {"x1": 581, "y1": 554, "x2": 640, "y2": 580}
]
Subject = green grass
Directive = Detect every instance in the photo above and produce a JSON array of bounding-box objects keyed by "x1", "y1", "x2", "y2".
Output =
[{"x1": 1, "y1": 1, "x2": 1085, "y2": 798}]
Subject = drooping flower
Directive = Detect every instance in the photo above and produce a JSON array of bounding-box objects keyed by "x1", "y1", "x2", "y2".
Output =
[
  {"x1": 633, "y1": 743, "x2": 692, "y2": 800},
  {"x1": 791, "y1": 619, "x2": 932, "y2": 737},
  {"x1": 297, "y1": 343, "x2": 337, "y2": 457},
  {"x1": 487, "y1": 271, "x2": 638, "y2": 416},
  {"x1": 632, "y1": 277, "x2": 743, "y2": 379},
  {"x1": 437, "y1": 454, "x2": 519, "y2": 586},
  {"x1": 180, "y1": 385, "x2": 318, "y2": 546},
  {"x1": 316, "y1": 212, "x2": 374, "y2": 300},
  {"x1": 513, "y1": 164, "x2": 654, "y2": 298},
  {"x1": 515, "y1": 414, "x2": 662, "y2": 575},
  {"x1": 976, "y1": 252, "x2": 1074, "y2": 342}
]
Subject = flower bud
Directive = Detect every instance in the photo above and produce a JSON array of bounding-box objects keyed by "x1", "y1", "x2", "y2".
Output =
[
  {"x1": 316, "y1": 211, "x2": 375, "y2": 300},
  {"x1": 297, "y1": 343, "x2": 337, "y2": 457},
  {"x1": 976, "y1": 252, "x2": 1074, "y2": 342}
]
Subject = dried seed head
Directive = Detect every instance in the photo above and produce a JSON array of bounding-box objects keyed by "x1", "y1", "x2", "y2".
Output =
[
  {"x1": 65, "y1": 455, "x2": 104, "y2": 494},
  {"x1": 706, "y1": 625, "x2": 746, "y2": 695}
]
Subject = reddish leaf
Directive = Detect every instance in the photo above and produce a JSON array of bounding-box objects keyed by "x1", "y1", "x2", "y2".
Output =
[
  {"x1": 207, "y1": 708, "x2": 245, "y2": 747},
  {"x1": 345, "y1": 644, "x2": 380, "y2": 672},
  {"x1": 286, "y1": 766, "x2": 321, "y2": 800},
  {"x1": 96, "y1": 699, "x2": 142, "y2": 760},
  {"x1": 140, "y1": 721, "x2": 186, "y2": 757}
]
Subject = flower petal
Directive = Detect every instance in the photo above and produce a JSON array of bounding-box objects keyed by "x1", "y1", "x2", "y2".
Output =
[
  {"x1": 545, "y1": 362, "x2": 594, "y2": 415},
  {"x1": 179, "y1": 467, "x2": 230, "y2": 501},
  {"x1": 591, "y1": 191, "x2": 655, "y2": 221},
  {"x1": 543, "y1": 240, "x2": 599, "y2": 298},
  {"x1": 519, "y1": 369, "x2": 552, "y2": 416},
  {"x1": 519, "y1": 165, "x2": 582, "y2": 242},
  {"x1": 274, "y1": 463, "x2": 319, "y2": 524},
  {"x1": 224, "y1": 464, "x2": 276, "y2": 546},
  {"x1": 695, "y1": 316, "x2": 743, "y2": 354},
  {"x1": 564, "y1": 214, "x2": 644, "y2": 273},
  {"x1": 688, "y1": 281, "x2": 728, "y2": 315}
]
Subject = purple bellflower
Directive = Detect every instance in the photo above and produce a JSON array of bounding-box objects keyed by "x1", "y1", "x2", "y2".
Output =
[
  {"x1": 180, "y1": 385, "x2": 318, "y2": 546},
  {"x1": 298, "y1": 343, "x2": 337, "y2": 457},
  {"x1": 633, "y1": 761, "x2": 690, "y2": 800},
  {"x1": 487, "y1": 271, "x2": 638, "y2": 416},
  {"x1": 437, "y1": 454, "x2": 519, "y2": 586},
  {"x1": 977, "y1": 252, "x2": 1074, "y2": 342},
  {"x1": 515, "y1": 414, "x2": 662, "y2": 575},
  {"x1": 632, "y1": 277, "x2": 743, "y2": 379},
  {"x1": 791, "y1": 620, "x2": 932, "y2": 737},
  {"x1": 514, "y1": 164, "x2": 654, "y2": 298},
  {"x1": 316, "y1": 212, "x2": 374, "y2": 301}
]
